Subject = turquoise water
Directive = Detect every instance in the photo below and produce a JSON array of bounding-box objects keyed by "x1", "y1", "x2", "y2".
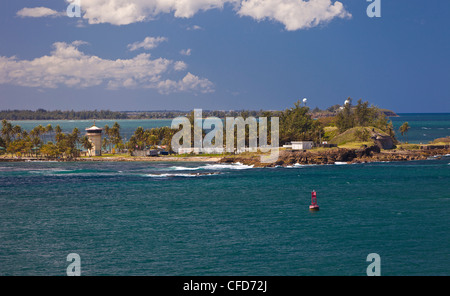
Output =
[
  {"x1": 10, "y1": 113, "x2": 450, "y2": 144},
  {"x1": 9, "y1": 119, "x2": 173, "y2": 141},
  {"x1": 0, "y1": 158, "x2": 449, "y2": 275},
  {"x1": 391, "y1": 113, "x2": 450, "y2": 144}
]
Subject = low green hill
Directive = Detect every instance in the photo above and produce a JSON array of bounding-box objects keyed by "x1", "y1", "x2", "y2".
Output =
[{"x1": 328, "y1": 126, "x2": 388, "y2": 146}]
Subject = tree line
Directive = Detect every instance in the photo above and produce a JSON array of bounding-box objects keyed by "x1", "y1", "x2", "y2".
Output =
[
  {"x1": 0, "y1": 119, "x2": 179, "y2": 159},
  {"x1": 0, "y1": 109, "x2": 128, "y2": 120}
]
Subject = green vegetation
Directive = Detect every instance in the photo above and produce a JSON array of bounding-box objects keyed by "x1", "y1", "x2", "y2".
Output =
[
  {"x1": 396, "y1": 143, "x2": 421, "y2": 150},
  {"x1": 328, "y1": 126, "x2": 387, "y2": 146},
  {"x1": 335, "y1": 99, "x2": 393, "y2": 133},
  {"x1": 279, "y1": 100, "x2": 323, "y2": 144},
  {"x1": 430, "y1": 137, "x2": 450, "y2": 144},
  {"x1": 399, "y1": 122, "x2": 410, "y2": 143},
  {"x1": 127, "y1": 126, "x2": 177, "y2": 154},
  {"x1": 102, "y1": 122, "x2": 124, "y2": 153},
  {"x1": 322, "y1": 126, "x2": 339, "y2": 142}
]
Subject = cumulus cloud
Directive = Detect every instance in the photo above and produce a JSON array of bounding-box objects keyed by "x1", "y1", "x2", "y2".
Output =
[
  {"x1": 127, "y1": 36, "x2": 168, "y2": 51},
  {"x1": 79, "y1": 0, "x2": 235, "y2": 25},
  {"x1": 238, "y1": 0, "x2": 351, "y2": 30},
  {"x1": 72, "y1": 0, "x2": 350, "y2": 30},
  {"x1": 16, "y1": 7, "x2": 62, "y2": 18},
  {"x1": 0, "y1": 41, "x2": 213, "y2": 94},
  {"x1": 16, "y1": 1, "x2": 350, "y2": 30}
]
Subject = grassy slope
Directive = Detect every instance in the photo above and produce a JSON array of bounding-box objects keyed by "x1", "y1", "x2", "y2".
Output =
[{"x1": 328, "y1": 126, "x2": 388, "y2": 147}]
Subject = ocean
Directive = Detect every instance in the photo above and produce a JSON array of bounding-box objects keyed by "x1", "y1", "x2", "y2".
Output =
[{"x1": 0, "y1": 114, "x2": 449, "y2": 276}]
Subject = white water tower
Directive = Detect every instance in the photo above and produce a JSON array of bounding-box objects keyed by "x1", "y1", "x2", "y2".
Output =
[
  {"x1": 303, "y1": 98, "x2": 308, "y2": 106},
  {"x1": 85, "y1": 123, "x2": 103, "y2": 156}
]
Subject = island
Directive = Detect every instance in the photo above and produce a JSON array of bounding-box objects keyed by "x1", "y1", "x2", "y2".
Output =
[{"x1": 1, "y1": 99, "x2": 448, "y2": 165}]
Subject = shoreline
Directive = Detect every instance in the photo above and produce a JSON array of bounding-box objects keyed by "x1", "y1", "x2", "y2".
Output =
[
  {"x1": 218, "y1": 146, "x2": 450, "y2": 168},
  {"x1": 0, "y1": 155, "x2": 222, "y2": 163},
  {"x1": 1, "y1": 146, "x2": 449, "y2": 166}
]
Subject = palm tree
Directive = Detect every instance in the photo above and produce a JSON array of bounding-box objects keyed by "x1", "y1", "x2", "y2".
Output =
[
  {"x1": 1, "y1": 119, "x2": 13, "y2": 145},
  {"x1": 80, "y1": 136, "x2": 93, "y2": 156},
  {"x1": 148, "y1": 134, "x2": 158, "y2": 148},
  {"x1": 45, "y1": 124, "x2": 53, "y2": 144},
  {"x1": 54, "y1": 125, "x2": 63, "y2": 142},
  {"x1": 399, "y1": 122, "x2": 410, "y2": 143}
]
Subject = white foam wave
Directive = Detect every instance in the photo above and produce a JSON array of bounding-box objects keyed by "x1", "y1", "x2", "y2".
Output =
[
  {"x1": 203, "y1": 162, "x2": 254, "y2": 170},
  {"x1": 144, "y1": 172, "x2": 220, "y2": 178},
  {"x1": 169, "y1": 162, "x2": 253, "y2": 171},
  {"x1": 286, "y1": 163, "x2": 303, "y2": 168},
  {"x1": 334, "y1": 162, "x2": 348, "y2": 165},
  {"x1": 285, "y1": 163, "x2": 319, "y2": 168},
  {"x1": 169, "y1": 166, "x2": 201, "y2": 171}
]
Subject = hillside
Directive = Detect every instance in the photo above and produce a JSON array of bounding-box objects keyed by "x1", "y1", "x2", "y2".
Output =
[{"x1": 328, "y1": 126, "x2": 391, "y2": 147}]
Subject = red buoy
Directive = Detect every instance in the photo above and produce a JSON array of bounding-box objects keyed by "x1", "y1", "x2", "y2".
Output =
[{"x1": 309, "y1": 190, "x2": 319, "y2": 211}]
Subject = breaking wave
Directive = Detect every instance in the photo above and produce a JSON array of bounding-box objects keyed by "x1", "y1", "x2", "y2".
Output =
[
  {"x1": 144, "y1": 172, "x2": 221, "y2": 178},
  {"x1": 168, "y1": 162, "x2": 254, "y2": 171}
]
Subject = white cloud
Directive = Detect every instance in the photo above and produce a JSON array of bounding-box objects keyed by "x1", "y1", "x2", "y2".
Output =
[
  {"x1": 174, "y1": 61, "x2": 188, "y2": 71},
  {"x1": 127, "y1": 36, "x2": 168, "y2": 51},
  {"x1": 80, "y1": 0, "x2": 237, "y2": 25},
  {"x1": 0, "y1": 41, "x2": 213, "y2": 94},
  {"x1": 157, "y1": 73, "x2": 215, "y2": 95},
  {"x1": 16, "y1": 1, "x2": 350, "y2": 30},
  {"x1": 187, "y1": 25, "x2": 204, "y2": 31},
  {"x1": 180, "y1": 48, "x2": 192, "y2": 56},
  {"x1": 238, "y1": 0, "x2": 351, "y2": 31},
  {"x1": 16, "y1": 7, "x2": 62, "y2": 18},
  {"x1": 73, "y1": 0, "x2": 350, "y2": 30}
]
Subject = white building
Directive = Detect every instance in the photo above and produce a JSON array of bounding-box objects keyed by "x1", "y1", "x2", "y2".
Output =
[
  {"x1": 85, "y1": 125, "x2": 103, "y2": 156},
  {"x1": 291, "y1": 141, "x2": 314, "y2": 150}
]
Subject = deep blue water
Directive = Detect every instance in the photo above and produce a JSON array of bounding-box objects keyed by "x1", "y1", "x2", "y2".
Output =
[{"x1": 0, "y1": 158, "x2": 449, "y2": 275}]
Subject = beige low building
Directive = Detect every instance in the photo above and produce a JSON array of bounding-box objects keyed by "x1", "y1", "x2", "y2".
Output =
[
  {"x1": 291, "y1": 141, "x2": 314, "y2": 150},
  {"x1": 85, "y1": 125, "x2": 103, "y2": 156}
]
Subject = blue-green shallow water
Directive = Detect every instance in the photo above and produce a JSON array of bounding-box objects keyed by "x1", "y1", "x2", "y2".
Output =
[{"x1": 0, "y1": 158, "x2": 449, "y2": 275}]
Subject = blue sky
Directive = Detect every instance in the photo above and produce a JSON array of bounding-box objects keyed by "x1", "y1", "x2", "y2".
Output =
[{"x1": 0, "y1": 0, "x2": 449, "y2": 112}]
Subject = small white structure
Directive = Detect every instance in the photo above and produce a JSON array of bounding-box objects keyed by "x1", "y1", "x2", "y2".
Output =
[
  {"x1": 85, "y1": 124, "x2": 103, "y2": 156},
  {"x1": 178, "y1": 147, "x2": 225, "y2": 154},
  {"x1": 291, "y1": 141, "x2": 314, "y2": 150}
]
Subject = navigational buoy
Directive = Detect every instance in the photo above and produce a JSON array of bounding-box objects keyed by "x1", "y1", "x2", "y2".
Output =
[{"x1": 309, "y1": 190, "x2": 319, "y2": 211}]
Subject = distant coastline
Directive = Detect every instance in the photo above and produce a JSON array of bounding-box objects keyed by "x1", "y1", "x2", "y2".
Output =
[{"x1": 0, "y1": 108, "x2": 401, "y2": 121}]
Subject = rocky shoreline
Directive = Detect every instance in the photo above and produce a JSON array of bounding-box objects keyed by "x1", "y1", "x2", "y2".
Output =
[
  {"x1": 219, "y1": 146, "x2": 450, "y2": 167},
  {"x1": 1, "y1": 146, "x2": 449, "y2": 166}
]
